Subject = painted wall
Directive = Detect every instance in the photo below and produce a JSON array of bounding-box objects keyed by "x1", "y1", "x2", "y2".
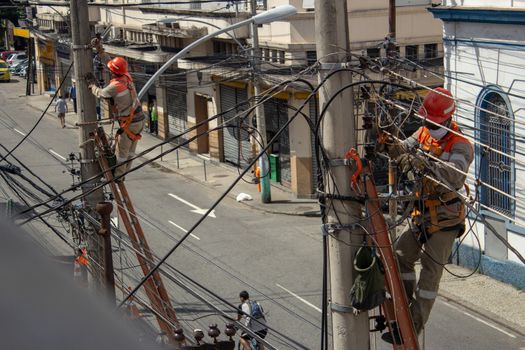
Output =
[
  {"x1": 99, "y1": 8, "x2": 250, "y2": 39},
  {"x1": 441, "y1": 18, "x2": 525, "y2": 274},
  {"x1": 259, "y1": 3, "x2": 442, "y2": 48}
]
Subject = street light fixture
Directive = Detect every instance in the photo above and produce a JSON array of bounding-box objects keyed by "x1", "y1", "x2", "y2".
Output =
[{"x1": 138, "y1": 4, "x2": 297, "y2": 98}]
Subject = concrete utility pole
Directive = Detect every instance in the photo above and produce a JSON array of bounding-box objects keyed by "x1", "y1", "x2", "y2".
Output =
[
  {"x1": 70, "y1": 0, "x2": 106, "y2": 284},
  {"x1": 250, "y1": 0, "x2": 271, "y2": 203},
  {"x1": 26, "y1": 37, "x2": 34, "y2": 96},
  {"x1": 96, "y1": 202, "x2": 116, "y2": 303},
  {"x1": 315, "y1": 0, "x2": 370, "y2": 349}
]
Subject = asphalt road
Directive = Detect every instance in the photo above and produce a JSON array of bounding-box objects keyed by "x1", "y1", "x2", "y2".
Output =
[{"x1": 1, "y1": 80, "x2": 524, "y2": 349}]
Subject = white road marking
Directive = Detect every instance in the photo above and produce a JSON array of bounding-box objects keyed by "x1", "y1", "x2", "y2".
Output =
[
  {"x1": 48, "y1": 149, "x2": 67, "y2": 161},
  {"x1": 275, "y1": 283, "x2": 322, "y2": 313},
  {"x1": 168, "y1": 220, "x2": 201, "y2": 240},
  {"x1": 168, "y1": 193, "x2": 216, "y2": 218},
  {"x1": 13, "y1": 128, "x2": 26, "y2": 136},
  {"x1": 441, "y1": 301, "x2": 516, "y2": 338}
]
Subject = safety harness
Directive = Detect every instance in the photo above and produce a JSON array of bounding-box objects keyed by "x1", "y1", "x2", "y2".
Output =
[
  {"x1": 109, "y1": 75, "x2": 143, "y2": 142},
  {"x1": 412, "y1": 122, "x2": 469, "y2": 236}
]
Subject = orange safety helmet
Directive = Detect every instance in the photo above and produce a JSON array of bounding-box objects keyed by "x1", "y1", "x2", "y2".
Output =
[
  {"x1": 107, "y1": 56, "x2": 128, "y2": 76},
  {"x1": 418, "y1": 87, "x2": 455, "y2": 124}
]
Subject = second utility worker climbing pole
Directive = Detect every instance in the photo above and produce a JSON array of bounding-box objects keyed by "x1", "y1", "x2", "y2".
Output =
[
  {"x1": 86, "y1": 57, "x2": 145, "y2": 182},
  {"x1": 380, "y1": 88, "x2": 473, "y2": 344}
]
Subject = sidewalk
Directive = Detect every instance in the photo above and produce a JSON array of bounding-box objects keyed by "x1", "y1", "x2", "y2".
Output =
[{"x1": 24, "y1": 92, "x2": 525, "y2": 338}]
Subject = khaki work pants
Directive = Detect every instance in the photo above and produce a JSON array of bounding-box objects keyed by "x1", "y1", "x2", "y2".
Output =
[
  {"x1": 395, "y1": 226, "x2": 459, "y2": 333},
  {"x1": 115, "y1": 119, "x2": 144, "y2": 180}
]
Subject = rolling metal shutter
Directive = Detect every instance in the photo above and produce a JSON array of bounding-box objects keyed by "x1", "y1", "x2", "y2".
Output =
[
  {"x1": 264, "y1": 98, "x2": 291, "y2": 187},
  {"x1": 166, "y1": 85, "x2": 188, "y2": 146},
  {"x1": 220, "y1": 85, "x2": 251, "y2": 167},
  {"x1": 310, "y1": 99, "x2": 320, "y2": 194}
]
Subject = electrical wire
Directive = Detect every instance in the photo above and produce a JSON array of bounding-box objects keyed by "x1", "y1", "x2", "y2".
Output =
[{"x1": 16, "y1": 67, "x2": 318, "y2": 220}]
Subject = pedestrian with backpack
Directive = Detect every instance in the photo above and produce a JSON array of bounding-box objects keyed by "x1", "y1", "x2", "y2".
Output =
[{"x1": 237, "y1": 291, "x2": 268, "y2": 350}]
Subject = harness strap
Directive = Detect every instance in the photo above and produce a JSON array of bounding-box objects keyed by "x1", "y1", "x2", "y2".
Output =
[{"x1": 113, "y1": 77, "x2": 143, "y2": 142}]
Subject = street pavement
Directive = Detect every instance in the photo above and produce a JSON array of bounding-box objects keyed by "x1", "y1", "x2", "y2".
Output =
[{"x1": 1, "y1": 78, "x2": 524, "y2": 349}]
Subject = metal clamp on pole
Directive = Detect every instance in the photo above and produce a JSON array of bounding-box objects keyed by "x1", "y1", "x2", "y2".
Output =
[
  {"x1": 71, "y1": 44, "x2": 91, "y2": 50},
  {"x1": 319, "y1": 62, "x2": 350, "y2": 70},
  {"x1": 330, "y1": 302, "x2": 355, "y2": 314},
  {"x1": 76, "y1": 119, "x2": 113, "y2": 126},
  {"x1": 79, "y1": 159, "x2": 98, "y2": 164},
  {"x1": 328, "y1": 158, "x2": 353, "y2": 167},
  {"x1": 321, "y1": 223, "x2": 359, "y2": 236}
]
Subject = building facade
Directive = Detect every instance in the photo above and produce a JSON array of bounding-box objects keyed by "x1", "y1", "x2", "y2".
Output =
[
  {"x1": 430, "y1": 0, "x2": 525, "y2": 288},
  {"x1": 32, "y1": 0, "x2": 444, "y2": 197}
]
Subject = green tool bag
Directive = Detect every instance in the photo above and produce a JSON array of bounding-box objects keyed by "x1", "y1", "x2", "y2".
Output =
[{"x1": 349, "y1": 245, "x2": 386, "y2": 311}]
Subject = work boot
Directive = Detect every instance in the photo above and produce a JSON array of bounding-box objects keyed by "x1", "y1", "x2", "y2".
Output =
[{"x1": 381, "y1": 323, "x2": 403, "y2": 345}]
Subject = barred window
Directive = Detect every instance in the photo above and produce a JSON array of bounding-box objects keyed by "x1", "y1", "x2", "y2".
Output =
[{"x1": 478, "y1": 90, "x2": 514, "y2": 217}]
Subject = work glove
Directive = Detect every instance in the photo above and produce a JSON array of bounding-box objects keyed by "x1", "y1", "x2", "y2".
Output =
[
  {"x1": 397, "y1": 153, "x2": 426, "y2": 174},
  {"x1": 84, "y1": 72, "x2": 97, "y2": 87}
]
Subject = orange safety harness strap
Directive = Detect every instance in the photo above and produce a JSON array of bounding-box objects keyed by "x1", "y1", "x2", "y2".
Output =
[{"x1": 111, "y1": 76, "x2": 142, "y2": 142}]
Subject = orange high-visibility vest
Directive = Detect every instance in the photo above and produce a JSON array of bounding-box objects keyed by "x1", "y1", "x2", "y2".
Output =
[{"x1": 416, "y1": 121, "x2": 470, "y2": 157}]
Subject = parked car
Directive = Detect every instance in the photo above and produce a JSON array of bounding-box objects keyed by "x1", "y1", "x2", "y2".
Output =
[
  {"x1": 7, "y1": 53, "x2": 28, "y2": 67},
  {"x1": 10, "y1": 59, "x2": 28, "y2": 74},
  {"x1": 19, "y1": 62, "x2": 34, "y2": 78},
  {"x1": 0, "y1": 50, "x2": 19, "y2": 61},
  {"x1": 19, "y1": 66, "x2": 27, "y2": 78},
  {"x1": 0, "y1": 60, "x2": 11, "y2": 82}
]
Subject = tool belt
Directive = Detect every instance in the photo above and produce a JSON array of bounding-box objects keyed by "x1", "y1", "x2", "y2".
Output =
[
  {"x1": 116, "y1": 106, "x2": 144, "y2": 142},
  {"x1": 412, "y1": 190, "x2": 466, "y2": 236}
]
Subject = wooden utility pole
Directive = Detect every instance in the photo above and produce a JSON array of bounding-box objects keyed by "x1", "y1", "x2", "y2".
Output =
[
  {"x1": 70, "y1": 0, "x2": 105, "y2": 284},
  {"x1": 250, "y1": 0, "x2": 271, "y2": 203},
  {"x1": 315, "y1": 0, "x2": 370, "y2": 349}
]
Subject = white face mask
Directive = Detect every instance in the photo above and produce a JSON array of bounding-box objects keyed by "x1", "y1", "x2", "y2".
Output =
[{"x1": 428, "y1": 127, "x2": 448, "y2": 140}]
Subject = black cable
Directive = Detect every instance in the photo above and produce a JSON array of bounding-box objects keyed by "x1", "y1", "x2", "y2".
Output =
[
  {"x1": 16, "y1": 75, "x2": 301, "y2": 219},
  {"x1": 0, "y1": 62, "x2": 73, "y2": 163},
  {"x1": 0, "y1": 144, "x2": 62, "y2": 197},
  {"x1": 117, "y1": 70, "x2": 342, "y2": 309},
  {"x1": 82, "y1": 211, "x2": 309, "y2": 350},
  {"x1": 0, "y1": 172, "x2": 73, "y2": 247}
]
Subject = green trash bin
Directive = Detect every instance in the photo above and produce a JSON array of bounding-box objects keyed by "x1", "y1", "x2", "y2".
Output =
[{"x1": 269, "y1": 153, "x2": 280, "y2": 182}]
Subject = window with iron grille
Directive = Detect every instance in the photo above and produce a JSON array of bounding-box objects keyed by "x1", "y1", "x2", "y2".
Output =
[
  {"x1": 478, "y1": 90, "x2": 514, "y2": 217},
  {"x1": 278, "y1": 50, "x2": 285, "y2": 64},
  {"x1": 190, "y1": 0, "x2": 202, "y2": 10},
  {"x1": 424, "y1": 43, "x2": 438, "y2": 59},
  {"x1": 306, "y1": 50, "x2": 317, "y2": 66},
  {"x1": 406, "y1": 45, "x2": 418, "y2": 61},
  {"x1": 367, "y1": 48, "x2": 381, "y2": 58}
]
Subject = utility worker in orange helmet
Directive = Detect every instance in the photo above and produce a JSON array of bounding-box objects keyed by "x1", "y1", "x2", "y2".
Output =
[
  {"x1": 381, "y1": 88, "x2": 473, "y2": 344},
  {"x1": 88, "y1": 57, "x2": 145, "y2": 181}
]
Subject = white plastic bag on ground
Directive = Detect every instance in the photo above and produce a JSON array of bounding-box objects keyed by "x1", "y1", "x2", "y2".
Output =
[{"x1": 236, "y1": 193, "x2": 253, "y2": 202}]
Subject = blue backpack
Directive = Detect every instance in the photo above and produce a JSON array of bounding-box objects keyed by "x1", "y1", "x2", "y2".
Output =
[{"x1": 249, "y1": 300, "x2": 265, "y2": 320}]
